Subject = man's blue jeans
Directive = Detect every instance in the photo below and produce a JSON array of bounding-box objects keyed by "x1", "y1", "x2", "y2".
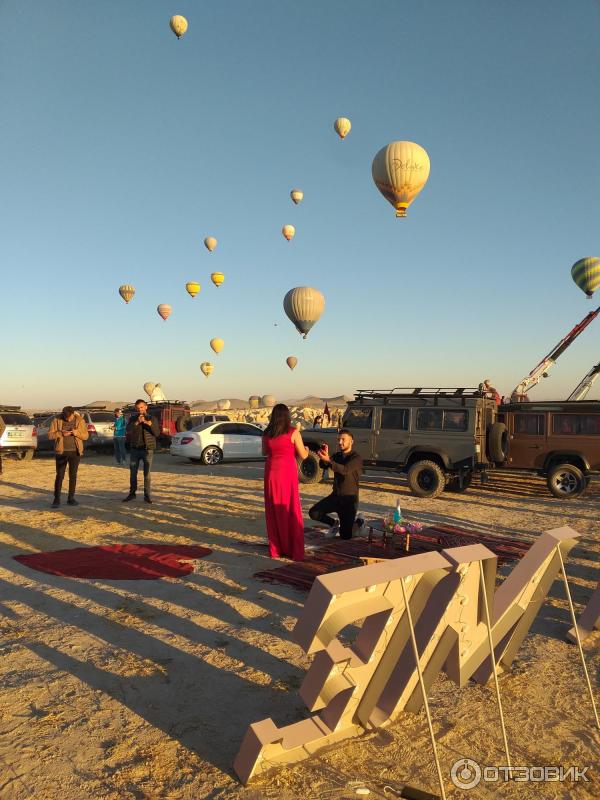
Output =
[
  {"x1": 114, "y1": 437, "x2": 127, "y2": 464},
  {"x1": 129, "y1": 448, "x2": 154, "y2": 496}
]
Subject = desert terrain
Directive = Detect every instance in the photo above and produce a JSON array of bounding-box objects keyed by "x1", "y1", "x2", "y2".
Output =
[{"x1": 0, "y1": 452, "x2": 598, "y2": 800}]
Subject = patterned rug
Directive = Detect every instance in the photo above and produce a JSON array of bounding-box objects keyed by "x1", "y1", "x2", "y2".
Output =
[{"x1": 253, "y1": 525, "x2": 530, "y2": 592}]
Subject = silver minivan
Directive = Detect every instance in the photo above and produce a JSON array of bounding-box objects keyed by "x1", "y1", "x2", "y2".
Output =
[{"x1": 0, "y1": 407, "x2": 37, "y2": 460}]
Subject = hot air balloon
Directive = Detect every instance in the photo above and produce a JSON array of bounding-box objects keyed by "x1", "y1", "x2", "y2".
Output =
[
  {"x1": 210, "y1": 272, "x2": 225, "y2": 288},
  {"x1": 143, "y1": 382, "x2": 155, "y2": 398},
  {"x1": 217, "y1": 399, "x2": 231, "y2": 410},
  {"x1": 119, "y1": 284, "x2": 135, "y2": 304},
  {"x1": 248, "y1": 395, "x2": 260, "y2": 409},
  {"x1": 290, "y1": 189, "x2": 304, "y2": 205},
  {"x1": 261, "y1": 395, "x2": 276, "y2": 408},
  {"x1": 185, "y1": 281, "x2": 200, "y2": 298},
  {"x1": 372, "y1": 141, "x2": 431, "y2": 218},
  {"x1": 286, "y1": 356, "x2": 298, "y2": 371},
  {"x1": 334, "y1": 117, "x2": 351, "y2": 139},
  {"x1": 283, "y1": 286, "x2": 325, "y2": 338},
  {"x1": 157, "y1": 304, "x2": 172, "y2": 321},
  {"x1": 571, "y1": 258, "x2": 600, "y2": 299},
  {"x1": 204, "y1": 236, "x2": 217, "y2": 252},
  {"x1": 210, "y1": 338, "x2": 224, "y2": 354},
  {"x1": 200, "y1": 362, "x2": 214, "y2": 377},
  {"x1": 282, "y1": 224, "x2": 296, "y2": 241},
  {"x1": 170, "y1": 15, "x2": 188, "y2": 39}
]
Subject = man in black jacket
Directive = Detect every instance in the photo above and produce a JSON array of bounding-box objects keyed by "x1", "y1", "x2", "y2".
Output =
[
  {"x1": 309, "y1": 429, "x2": 364, "y2": 540},
  {"x1": 123, "y1": 399, "x2": 160, "y2": 504}
]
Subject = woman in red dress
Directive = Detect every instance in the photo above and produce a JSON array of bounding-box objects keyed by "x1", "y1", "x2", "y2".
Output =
[{"x1": 262, "y1": 404, "x2": 309, "y2": 561}]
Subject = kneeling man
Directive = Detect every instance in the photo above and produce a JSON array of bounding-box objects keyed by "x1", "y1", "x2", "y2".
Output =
[{"x1": 309, "y1": 429, "x2": 363, "y2": 540}]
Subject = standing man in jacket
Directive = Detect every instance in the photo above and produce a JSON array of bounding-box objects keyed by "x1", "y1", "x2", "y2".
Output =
[
  {"x1": 48, "y1": 407, "x2": 89, "y2": 507},
  {"x1": 123, "y1": 399, "x2": 160, "y2": 503},
  {"x1": 112, "y1": 408, "x2": 127, "y2": 465},
  {"x1": 309, "y1": 429, "x2": 364, "y2": 540}
]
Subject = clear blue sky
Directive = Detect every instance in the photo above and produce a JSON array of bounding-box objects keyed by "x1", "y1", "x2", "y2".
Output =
[{"x1": 2, "y1": 0, "x2": 600, "y2": 407}]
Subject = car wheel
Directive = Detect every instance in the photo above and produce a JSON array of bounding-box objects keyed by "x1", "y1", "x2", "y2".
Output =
[
  {"x1": 407, "y1": 460, "x2": 445, "y2": 498},
  {"x1": 445, "y1": 471, "x2": 473, "y2": 493},
  {"x1": 546, "y1": 464, "x2": 586, "y2": 499},
  {"x1": 201, "y1": 446, "x2": 223, "y2": 466},
  {"x1": 298, "y1": 451, "x2": 324, "y2": 484},
  {"x1": 20, "y1": 449, "x2": 34, "y2": 461}
]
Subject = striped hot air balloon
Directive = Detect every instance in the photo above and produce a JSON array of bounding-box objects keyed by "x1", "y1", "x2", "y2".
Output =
[
  {"x1": 334, "y1": 117, "x2": 352, "y2": 139},
  {"x1": 185, "y1": 281, "x2": 200, "y2": 298},
  {"x1": 372, "y1": 141, "x2": 431, "y2": 218},
  {"x1": 119, "y1": 284, "x2": 135, "y2": 304},
  {"x1": 290, "y1": 189, "x2": 304, "y2": 205},
  {"x1": 200, "y1": 362, "x2": 214, "y2": 377},
  {"x1": 157, "y1": 304, "x2": 172, "y2": 320},
  {"x1": 261, "y1": 395, "x2": 276, "y2": 408},
  {"x1": 571, "y1": 258, "x2": 600, "y2": 299},
  {"x1": 248, "y1": 395, "x2": 260, "y2": 408},
  {"x1": 211, "y1": 272, "x2": 225, "y2": 288},
  {"x1": 283, "y1": 286, "x2": 325, "y2": 339}
]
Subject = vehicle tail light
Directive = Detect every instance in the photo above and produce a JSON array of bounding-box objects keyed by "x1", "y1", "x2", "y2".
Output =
[
  {"x1": 180, "y1": 437, "x2": 193, "y2": 445},
  {"x1": 32, "y1": 427, "x2": 38, "y2": 437},
  {"x1": 163, "y1": 426, "x2": 170, "y2": 434},
  {"x1": 87, "y1": 424, "x2": 97, "y2": 433}
]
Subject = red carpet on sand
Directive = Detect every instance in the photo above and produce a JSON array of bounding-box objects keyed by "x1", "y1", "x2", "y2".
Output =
[{"x1": 14, "y1": 544, "x2": 213, "y2": 580}]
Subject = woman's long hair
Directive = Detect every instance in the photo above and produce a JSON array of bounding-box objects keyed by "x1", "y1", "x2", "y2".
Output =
[{"x1": 264, "y1": 404, "x2": 292, "y2": 438}]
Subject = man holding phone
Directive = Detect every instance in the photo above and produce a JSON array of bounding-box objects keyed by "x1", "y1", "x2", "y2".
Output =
[
  {"x1": 123, "y1": 399, "x2": 160, "y2": 503},
  {"x1": 309, "y1": 429, "x2": 364, "y2": 540}
]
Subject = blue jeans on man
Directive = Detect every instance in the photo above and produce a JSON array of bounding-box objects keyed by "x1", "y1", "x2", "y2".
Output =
[
  {"x1": 114, "y1": 437, "x2": 127, "y2": 464},
  {"x1": 129, "y1": 448, "x2": 154, "y2": 498}
]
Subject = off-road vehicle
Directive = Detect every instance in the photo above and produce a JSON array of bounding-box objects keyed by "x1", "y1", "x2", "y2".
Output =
[
  {"x1": 299, "y1": 387, "x2": 508, "y2": 498},
  {"x1": 499, "y1": 400, "x2": 600, "y2": 498}
]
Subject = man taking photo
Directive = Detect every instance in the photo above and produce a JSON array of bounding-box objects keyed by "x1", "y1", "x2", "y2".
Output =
[
  {"x1": 123, "y1": 400, "x2": 160, "y2": 504},
  {"x1": 309, "y1": 429, "x2": 364, "y2": 540}
]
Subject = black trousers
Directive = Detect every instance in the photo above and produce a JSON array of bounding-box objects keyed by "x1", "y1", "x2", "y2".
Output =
[
  {"x1": 55, "y1": 452, "x2": 80, "y2": 498},
  {"x1": 309, "y1": 494, "x2": 358, "y2": 540}
]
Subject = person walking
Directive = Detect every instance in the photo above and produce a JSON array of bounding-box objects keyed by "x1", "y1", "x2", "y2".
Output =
[
  {"x1": 123, "y1": 399, "x2": 160, "y2": 503},
  {"x1": 48, "y1": 406, "x2": 89, "y2": 507},
  {"x1": 113, "y1": 408, "x2": 127, "y2": 465},
  {"x1": 262, "y1": 403, "x2": 309, "y2": 561},
  {"x1": 309, "y1": 429, "x2": 364, "y2": 539}
]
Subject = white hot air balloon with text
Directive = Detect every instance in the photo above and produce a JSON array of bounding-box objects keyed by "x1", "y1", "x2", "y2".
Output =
[{"x1": 372, "y1": 141, "x2": 430, "y2": 218}]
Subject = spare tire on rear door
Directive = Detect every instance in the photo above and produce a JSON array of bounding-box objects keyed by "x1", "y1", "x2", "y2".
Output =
[
  {"x1": 487, "y1": 422, "x2": 509, "y2": 464},
  {"x1": 175, "y1": 414, "x2": 192, "y2": 433},
  {"x1": 298, "y1": 451, "x2": 323, "y2": 484}
]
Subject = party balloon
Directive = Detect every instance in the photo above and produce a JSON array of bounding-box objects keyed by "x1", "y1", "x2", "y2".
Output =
[
  {"x1": 210, "y1": 338, "x2": 224, "y2": 354},
  {"x1": 371, "y1": 141, "x2": 431, "y2": 218},
  {"x1": 217, "y1": 399, "x2": 231, "y2": 410},
  {"x1": 571, "y1": 257, "x2": 600, "y2": 299},
  {"x1": 119, "y1": 284, "x2": 135, "y2": 304},
  {"x1": 283, "y1": 286, "x2": 325, "y2": 338},
  {"x1": 143, "y1": 382, "x2": 155, "y2": 397},
  {"x1": 204, "y1": 236, "x2": 217, "y2": 252},
  {"x1": 200, "y1": 362, "x2": 214, "y2": 377},
  {"x1": 334, "y1": 117, "x2": 351, "y2": 139},
  {"x1": 286, "y1": 356, "x2": 298, "y2": 371},
  {"x1": 170, "y1": 15, "x2": 188, "y2": 39},
  {"x1": 210, "y1": 271, "x2": 225, "y2": 288},
  {"x1": 282, "y1": 224, "x2": 295, "y2": 241},
  {"x1": 248, "y1": 395, "x2": 260, "y2": 408},
  {"x1": 261, "y1": 395, "x2": 276, "y2": 408},
  {"x1": 157, "y1": 304, "x2": 172, "y2": 321},
  {"x1": 185, "y1": 281, "x2": 200, "y2": 298},
  {"x1": 290, "y1": 189, "x2": 304, "y2": 205}
]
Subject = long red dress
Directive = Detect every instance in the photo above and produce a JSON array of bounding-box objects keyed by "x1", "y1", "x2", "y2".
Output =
[{"x1": 263, "y1": 429, "x2": 305, "y2": 561}]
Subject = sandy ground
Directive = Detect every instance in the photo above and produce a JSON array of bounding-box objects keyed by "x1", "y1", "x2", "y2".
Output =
[{"x1": 0, "y1": 452, "x2": 598, "y2": 800}]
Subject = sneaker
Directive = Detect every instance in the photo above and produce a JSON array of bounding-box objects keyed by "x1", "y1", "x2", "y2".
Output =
[
  {"x1": 67, "y1": 498, "x2": 79, "y2": 506},
  {"x1": 323, "y1": 523, "x2": 340, "y2": 539},
  {"x1": 354, "y1": 517, "x2": 366, "y2": 534},
  {"x1": 122, "y1": 494, "x2": 136, "y2": 502},
  {"x1": 51, "y1": 498, "x2": 60, "y2": 508}
]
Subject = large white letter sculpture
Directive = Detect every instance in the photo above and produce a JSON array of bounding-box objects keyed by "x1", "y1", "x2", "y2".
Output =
[{"x1": 235, "y1": 527, "x2": 580, "y2": 784}]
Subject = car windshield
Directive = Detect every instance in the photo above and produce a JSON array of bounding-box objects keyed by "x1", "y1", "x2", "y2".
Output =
[{"x1": 0, "y1": 413, "x2": 32, "y2": 425}]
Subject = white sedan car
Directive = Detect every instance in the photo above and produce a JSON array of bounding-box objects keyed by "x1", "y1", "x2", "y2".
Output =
[{"x1": 170, "y1": 421, "x2": 264, "y2": 465}]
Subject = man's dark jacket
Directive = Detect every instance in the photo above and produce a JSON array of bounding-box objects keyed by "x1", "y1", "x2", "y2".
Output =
[{"x1": 126, "y1": 414, "x2": 160, "y2": 449}]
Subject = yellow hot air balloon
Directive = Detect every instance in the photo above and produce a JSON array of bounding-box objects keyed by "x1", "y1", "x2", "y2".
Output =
[
  {"x1": 170, "y1": 15, "x2": 188, "y2": 39},
  {"x1": 200, "y1": 362, "x2": 214, "y2": 377},
  {"x1": 283, "y1": 286, "x2": 325, "y2": 338},
  {"x1": 334, "y1": 117, "x2": 351, "y2": 139},
  {"x1": 571, "y1": 258, "x2": 600, "y2": 299},
  {"x1": 204, "y1": 236, "x2": 217, "y2": 252},
  {"x1": 157, "y1": 304, "x2": 172, "y2": 321},
  {"x1": 286, "y1": 356, "x2": 298, "y2": 371},
  {"x1": 210, "y1": 338, "x2": 224, "y2": 354},
  {"x1": 210, "y1": 271, "x2": 225, "y2": 288},
  {"x1": 119, "y1": 284, "x2": 135, "y2": 304},
  {"x1": 372, "y1": 141, "x2": 431, "y2": 218},
  {"x1": 248, "y1": 395, "x2": 260, "y2": 408},
  {"x1": 282, "y1": 224, "x2": 296, "y2": 241},
  {"x1": 290, "y1": 189, "x2": 304, "y2": 205},
  {"x1": 185, "y1": 281, "x2": 200, "y2": 298}
]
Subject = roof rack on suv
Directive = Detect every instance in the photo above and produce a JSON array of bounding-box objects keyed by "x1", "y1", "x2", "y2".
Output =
[
  {"x1": 0, "y1": 405, "x2": 22, "y2": 411},
  {"x1": 355, "y1": 387, "x2": 484, "y2": 399}
]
